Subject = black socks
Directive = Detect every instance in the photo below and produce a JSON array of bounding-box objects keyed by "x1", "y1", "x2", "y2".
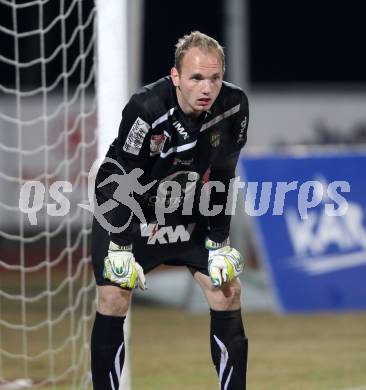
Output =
[
  {"x1": 91, "y1": 309, "x2": 248, "y2": 389},
  {"x1": 91, "y1": 311, "x2": 126, "y2": 389},
  {"x1": 210, "y1": 309, "x2": 248, "y2": 389}
]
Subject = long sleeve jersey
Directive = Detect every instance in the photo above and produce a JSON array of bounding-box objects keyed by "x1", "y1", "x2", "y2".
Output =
[{"x1": 95, "y1": 76, "x2": 249, "y2": 246}]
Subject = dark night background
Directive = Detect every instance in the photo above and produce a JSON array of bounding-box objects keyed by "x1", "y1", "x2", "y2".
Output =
[
  {"x1": 141, "y1": 0, "x2": 225, "y2": 84},
  {"x1": 248, "y1": 0, "x2": 366, "y2": 86},
  {"x1": 0, "y1": 0, "x2": 365, "y2": 89}
]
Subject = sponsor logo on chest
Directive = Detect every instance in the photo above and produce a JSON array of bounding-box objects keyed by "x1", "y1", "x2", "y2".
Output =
[
  {"x1": 173, "y1": 120, "x2": 189, "y2": 140},
  {"x1": 173, "y1": 157, "x2": 194, "y2": 166}
]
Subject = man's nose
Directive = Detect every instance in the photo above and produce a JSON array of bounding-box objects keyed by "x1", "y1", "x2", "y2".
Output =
[{"x1": 201, "y1": 79, "x2": 212, "y2": 94}]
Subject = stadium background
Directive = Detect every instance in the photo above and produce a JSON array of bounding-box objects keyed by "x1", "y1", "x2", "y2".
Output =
[{"x1": 0, "y1": 0, "x2": 365, "y2": 389}]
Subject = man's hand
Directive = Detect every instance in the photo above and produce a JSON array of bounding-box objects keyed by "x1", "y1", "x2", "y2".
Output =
[
  {"x1": 103, "y1": 242, "x2": 146, "y2": 290},
  {"x1": 206, "y1": 239, "x2": 244, "y2": 288}
]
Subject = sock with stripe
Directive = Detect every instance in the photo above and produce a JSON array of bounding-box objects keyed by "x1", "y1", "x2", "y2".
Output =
[
  {"x1": 91, "y1": 311, "x2": 125, "y2": 390},
  {"x1": 210, "y1": 309, "x2": 248, "y2": 390}
]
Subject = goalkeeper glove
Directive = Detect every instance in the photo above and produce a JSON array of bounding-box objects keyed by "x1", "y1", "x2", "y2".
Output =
[
  {"x1": 103, "y1": 241, "x2": 146, "y2": 290},
  {"x1": 206, "y1": 238, "x2": 244, "y2": 288}
]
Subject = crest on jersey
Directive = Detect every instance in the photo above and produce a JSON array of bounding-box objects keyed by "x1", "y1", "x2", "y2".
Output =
[
  {"x1": 210, "y1": 131, "x2": 221, "y2": 147},
  {"x1": 150, "y1": 134, "x2": 167, "y2": 154}
]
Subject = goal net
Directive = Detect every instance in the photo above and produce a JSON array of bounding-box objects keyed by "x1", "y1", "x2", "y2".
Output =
[{"x1": 0, "y1": 0, "x2": 97, "y2": 388}]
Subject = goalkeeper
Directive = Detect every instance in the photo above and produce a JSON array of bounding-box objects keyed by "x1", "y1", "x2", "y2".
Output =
[{"x1": 91, "y1": 31, "x2": 249, "y2": 389}]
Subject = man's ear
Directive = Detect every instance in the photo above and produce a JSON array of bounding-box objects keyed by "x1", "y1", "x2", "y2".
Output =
[{"x1": 170, "y1": 67, "x2": 179, "y2": 87}]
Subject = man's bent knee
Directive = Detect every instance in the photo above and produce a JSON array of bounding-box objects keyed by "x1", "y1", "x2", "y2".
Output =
[
  {"x1": 195, "y1": 272, "x2": 242, "y2": 311},
  {"x1": 213, "y1": 279, "x2": 242, "y2": 311},
  {"x1": 97, "y1": 285, "x2": 132, "y2": 317}
]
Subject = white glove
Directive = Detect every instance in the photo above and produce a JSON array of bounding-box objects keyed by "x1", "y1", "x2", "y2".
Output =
[
  {"x1": 103, "y1": 241, "x2": 146, "y2": 290},
  {"x1": 206, "y1": 238, "x2": 244, "y2": 288}
]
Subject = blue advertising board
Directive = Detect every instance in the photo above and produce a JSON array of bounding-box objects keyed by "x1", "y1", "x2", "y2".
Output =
[{"x1": 239, "y1": 151, "x2": 366, "y2": 312}]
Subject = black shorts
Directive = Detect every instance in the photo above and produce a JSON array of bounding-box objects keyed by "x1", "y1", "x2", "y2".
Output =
[{"x1": 91, "y1": 214, "x2": 210, "y2": 286}]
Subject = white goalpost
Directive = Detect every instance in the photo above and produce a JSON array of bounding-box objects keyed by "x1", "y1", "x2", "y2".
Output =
[
  {"x1": 96, "y1": 0, "x2": 131, "y2": 389},
  {"x1": 0, "y1": 0, "x2": 135, "y2": 388}
]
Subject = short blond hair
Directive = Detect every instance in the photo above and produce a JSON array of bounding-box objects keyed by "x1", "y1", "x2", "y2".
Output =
[{"x1": 174, "y1": 31, "x2": 225, "y2": 73}]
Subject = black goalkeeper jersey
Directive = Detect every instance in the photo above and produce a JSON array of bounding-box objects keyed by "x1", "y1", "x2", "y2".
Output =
[{"x1": 95, "y1": 76, "x2": 249, "y2": 246}]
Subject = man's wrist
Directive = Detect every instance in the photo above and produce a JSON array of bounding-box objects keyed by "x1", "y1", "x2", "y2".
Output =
[
  {"x1": 205, "y1": 237, "x2": 230, "y2": 250},
  {"x1": 109, "y1": 241, "x2": 133, "y2": 252}
]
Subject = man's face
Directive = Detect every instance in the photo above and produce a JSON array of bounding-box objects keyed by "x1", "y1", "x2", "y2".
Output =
[{"x1": 171, "y1": 47, "x2": 223, "y2": 118}]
